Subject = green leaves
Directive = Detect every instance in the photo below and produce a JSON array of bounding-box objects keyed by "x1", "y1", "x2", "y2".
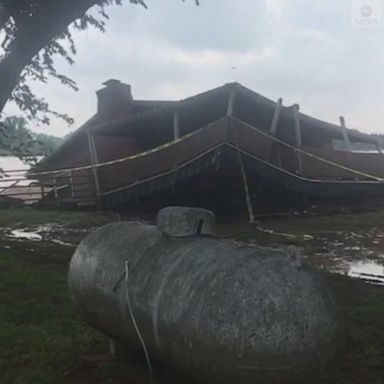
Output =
[
  {"x1": 0, "y1": 0, "x2": 201, "y2": 127},
  {"x1": 0, "y1": 116, "x2": 64, "y2": 163}
]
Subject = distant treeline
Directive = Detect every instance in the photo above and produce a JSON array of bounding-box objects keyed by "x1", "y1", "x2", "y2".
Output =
[{"x1": 0, "y1": 116, "x2": 64, "y2": 157}]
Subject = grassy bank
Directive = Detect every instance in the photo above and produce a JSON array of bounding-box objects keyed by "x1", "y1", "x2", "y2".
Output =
[
  {"x1": 328, "y1": 275, "x2": 384, "y2": 383},
  {"x1": 0, "y1": 208, "x2": 119, "y2": 228},
  {"x1": 0, "y1": 209, "x2": 383, "y2": 383},
  {"x1": 0, "y1": 248, "x2": 183, "y2": 384}
]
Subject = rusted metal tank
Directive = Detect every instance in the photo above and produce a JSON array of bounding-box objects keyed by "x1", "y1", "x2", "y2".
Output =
[{"x1": 68, "y1": 207, "x2": 341, "y2": 384}]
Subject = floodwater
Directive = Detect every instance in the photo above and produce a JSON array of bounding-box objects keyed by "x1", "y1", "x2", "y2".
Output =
[
  {"x1": 1, "y1": 213, "x2": 384, "y2": 285},
  {"x1": 303, "y1": 228, "x2": 384, "y2": 285},
  {"x1": 2, "y1": 224, "x2": 86, "y2": 249},
  {"x1": 10, "y1": 228, "x2": 43, "y2": 241},
  {"x1": 348, "y1": 262, "x2": 384, "y2": 284}
]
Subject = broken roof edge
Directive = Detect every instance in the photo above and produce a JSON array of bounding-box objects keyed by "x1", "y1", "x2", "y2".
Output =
[
  {"x1": 34, "y1": 100, "x2": 180, "y2": 172},
  {"x1": 232, "y1": 83, "x2": 377, "y2": 144},
  {"x1": 33, "y1": 114, "x2": 100, "y2": 172}
]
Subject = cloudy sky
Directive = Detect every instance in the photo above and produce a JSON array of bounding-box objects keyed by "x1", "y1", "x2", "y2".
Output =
[{"x1": 5, "y1": 0, "x2": 384, "y2": 136}]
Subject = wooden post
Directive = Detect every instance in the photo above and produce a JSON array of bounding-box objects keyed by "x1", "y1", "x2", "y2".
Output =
[
  {"x1": 234, "y1": 130, "x2": 256, "y2": 224},
  {"x1": 227, "y1": 89, "x2": 237, "y2": 117},
  {"x1": 238, "y1": 152, "x2": 256, "y2": 224},
  {"x1": 339, "y1": 116, "x2": 352, "y2": 151},
  {"x1": 271, "y1": 97, "x2": 283, "y2": 135},
  {"x1": 173, "y1": 111, "x2": 180, "y2": 140},
  {"x1": 109, "y1": 339, "x2": 116, "y2": 356},
  {"x1": 53, "y1": 177, "x2": 58, "y2": 199},
  {"x1": 87, "y1": 133, "x2": 101, "y2": 199},
  {"x1": 292, "y1": 104, "x2": 303, "y2": 175},
  {"x1": 69, "y1": 170, "x2": 75, "y2": 199}
]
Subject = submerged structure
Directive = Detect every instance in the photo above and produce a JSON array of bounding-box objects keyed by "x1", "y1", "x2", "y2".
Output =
[
  {"x1": 68, "y1": 207, "x2": 342, "y2": 384},
  {"x1": 34, "y1": 81, "x2": 384, "y2": 213}
]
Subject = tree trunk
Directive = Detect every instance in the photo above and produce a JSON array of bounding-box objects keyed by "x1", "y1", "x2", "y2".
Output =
[
  {"x1": 0, "y1": 0, "x2": 102, "y2": 115},
  {"x1": 0, "y1": 47, "x2": 35, "y2": 114}
]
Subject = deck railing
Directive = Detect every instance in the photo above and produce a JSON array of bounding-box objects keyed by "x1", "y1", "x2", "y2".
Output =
[{"x1": 0, "y1": 168, "x2": 97, "y2": 207}]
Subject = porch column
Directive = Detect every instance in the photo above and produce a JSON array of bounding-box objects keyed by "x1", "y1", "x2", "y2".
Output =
[
  {"x1": 292, "y1": 104, "x2": 303, "y2": 175},
  {"x1": 227, "y1": 89, "x2": 237, "y2": 117},
  {"x1": 87, "y1": 133, "x2": 101, "y2": 198},
  {"x1": 339, "y1": 116, "x2": 352, "y2": 151},
  {"x1": 173, "y1": 111, "x2": 180, "y2": 140},
  {"x1": 270, "y1": 97, "x2": 283, "y2": 135}
]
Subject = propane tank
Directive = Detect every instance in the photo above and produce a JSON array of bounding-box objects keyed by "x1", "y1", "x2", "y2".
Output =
[{"x1": 68, "y1": 207, "x2": 341, "y2": 384}]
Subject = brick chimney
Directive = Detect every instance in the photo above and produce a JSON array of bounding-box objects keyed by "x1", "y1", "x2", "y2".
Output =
[{"x1": 96, "y1": 79, "x2": 133, "y2": 116}]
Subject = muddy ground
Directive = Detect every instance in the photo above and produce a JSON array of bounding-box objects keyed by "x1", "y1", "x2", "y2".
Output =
[{"x1": 0, "y1": 208, "x2": 384, "y2": 383}]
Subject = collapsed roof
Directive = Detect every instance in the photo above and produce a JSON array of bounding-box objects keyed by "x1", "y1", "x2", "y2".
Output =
[{"x1": 36, "y1": 81, "x2": 378, "y2": 172}]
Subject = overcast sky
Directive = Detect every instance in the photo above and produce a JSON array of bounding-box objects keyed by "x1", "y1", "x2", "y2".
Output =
[{"x1": 4, "y1": 0, "x2": 384, "y2": 137}]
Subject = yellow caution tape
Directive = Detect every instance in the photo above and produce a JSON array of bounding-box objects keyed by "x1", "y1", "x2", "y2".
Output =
[
  {"x1": 231, "y1": 117, "x2": 384, "y2": 182},
  {"x1": 28, "y1": 118, "x2": 226, "y2": 177},
  {"x1": 26, "y1": 115, "x2": 384, "y2": 182}
]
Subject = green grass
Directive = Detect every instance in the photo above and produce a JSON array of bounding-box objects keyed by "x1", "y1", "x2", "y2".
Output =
[
  {"x1": 0, "y1": 208, "x2": 384, "y2": 383},
  {"x1": 2, "y1": 243, "x2": 384, "y2": 384},
  {"x1": 261, "y1": 210, "x2": 384, "y2": 233},
  {"x1": 327, "y1": 275, "x2": 384, "y2": 384},
  {"x1": 0, "y1": 243, "x2": 169, "y2": 384},
  {"x1": 0, "y1": 208, "x2": 119, "y2": 228},
  {"x1": 217, "y1": 209, "x2": 384, "y2": 241},
  {"x1": 0, "y1": 209, "x2": 183, "y2": 384},
  {"x1": 0, "y1": 248, "x2": 95, "y2": 384}
]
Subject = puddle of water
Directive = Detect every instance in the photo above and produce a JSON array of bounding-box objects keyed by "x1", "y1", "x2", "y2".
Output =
[
  {"x1": 10, "y1": 229, "x2": 43, "y2": 241},
  {"x1": 306, "y1": 228, "x2": 384, "y2": 285},
  {"x1": 4, "y1": 224, "x2": 83, "y2": 247},
  {"x1": 343, "y1": 246, "x2": 361, "y2": 251},
  {"x1": 256, "y1": 226, "x2": 314, "y2": 241},
  {"x1": 50, "y1": 239, "x2": 75, "y2": 247},
  {"x1": 347, "y1": 261, "x2": 384, "y2": 285}
]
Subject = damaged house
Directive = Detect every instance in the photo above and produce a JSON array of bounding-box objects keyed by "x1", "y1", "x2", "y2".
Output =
[{"x1": 33, "y1": 80, "x2": 384, "y2": 214}]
